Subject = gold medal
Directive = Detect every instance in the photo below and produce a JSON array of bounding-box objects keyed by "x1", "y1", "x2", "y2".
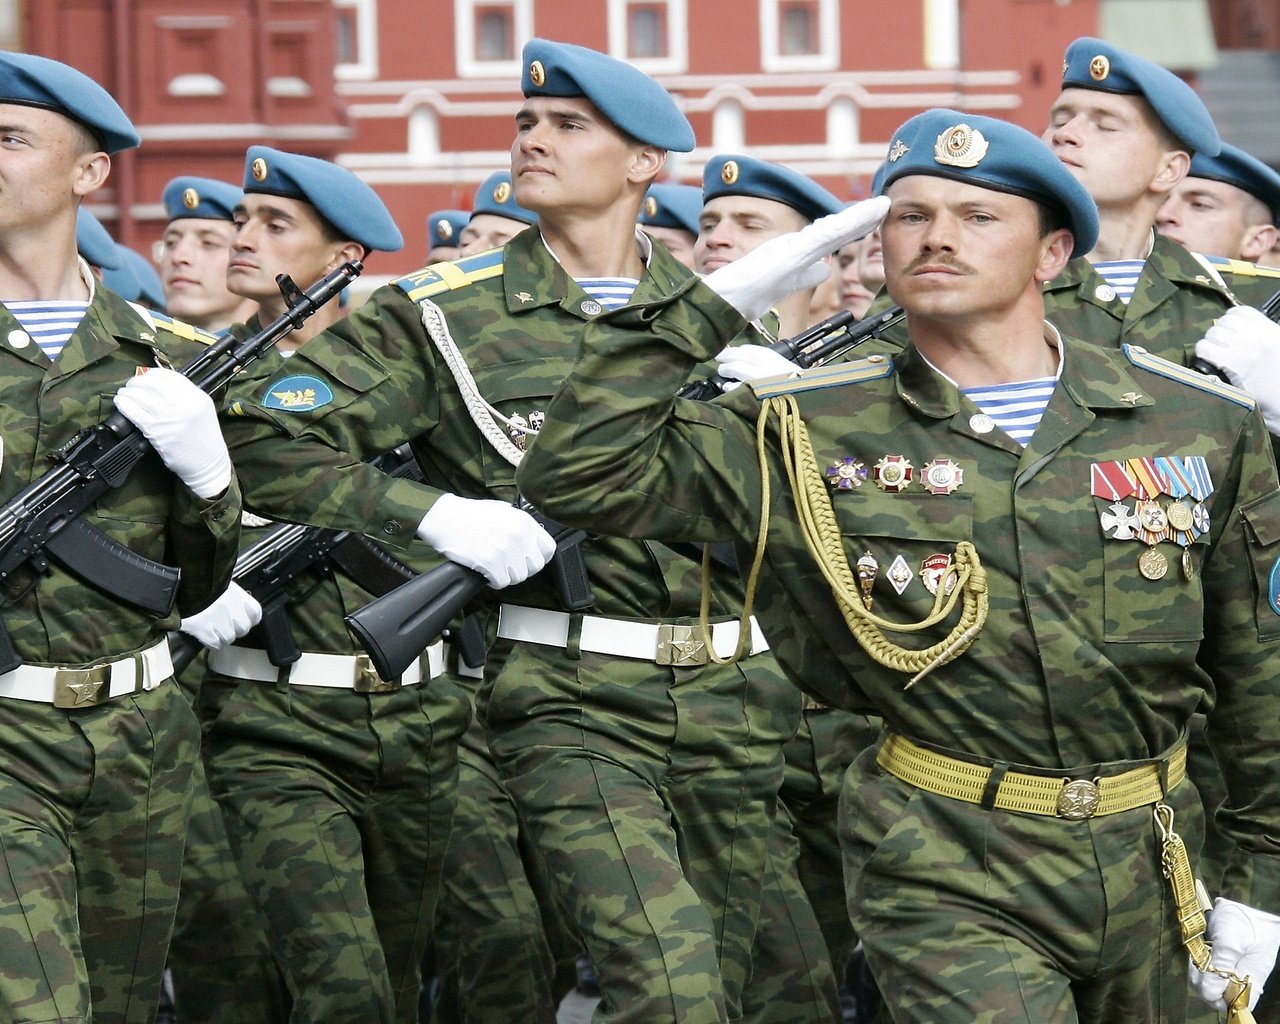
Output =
[
  {"x1": 1166, "y1": 501, "x2": 1194, "y2": 532},
  {"x1": 1138, "y1": 547, "x2": 1168, "y2": 581},
  {"x1": 1182, "y1": 546, "x2": 1194, "y2": 581},
  {"x1": 1136, "y1": 499, "x2": 1168, "y2": 534}
]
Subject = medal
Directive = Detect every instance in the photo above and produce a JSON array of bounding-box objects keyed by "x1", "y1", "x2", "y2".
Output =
[
  {"x1": 873, "y1": 455, "x2": 913, "y2": 492},
  {"x1": 1099, "y1": 501, "x2": 1139, "y2": 541},
  {"x1": 1166, "y1": 501, "x2": 1194, "y2": 533},
  {"x1": 887, "y1": 554, "x2": 912, "y2": 595},
  {"x1": 1138, "y1": 547, "x2": 1168, "y2": 581},
  {"x1": 825, "y1": 457, "x2": 868, "y2": 490},
  {"x1": 1182, "y1": 546, "x2": 1194, "y2": 581},
  {"x1": 920, "y1": 553, "x2": 956, "y2": 596},
  {"x1": 856, "y1": 552, "x2": 878, "y2": 610},
  {"x1": 922, "y1": 458, "x2": 963, "y2": 495}
]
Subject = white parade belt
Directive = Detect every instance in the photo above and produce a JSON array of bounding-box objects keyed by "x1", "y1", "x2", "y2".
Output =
[
  {"x1": 210, "y1": 640, "x2": 444, "y2": 692},
  {"x1": 0, "y1": 639, "x2": 173, "y2": 709}
]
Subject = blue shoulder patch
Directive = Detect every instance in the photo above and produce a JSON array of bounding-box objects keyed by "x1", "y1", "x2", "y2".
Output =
[
  {"x1": 260, "y1": 374, "x2": 334, "y2": 413},
  {"x1": 1269, "y1": 557, "x2": 1280, "y2": 617},
  {"x1": 1122, "y1": 344, "x2": 1256, "y2": 411},
  {"x1": 749, "y1": 356, "x2": 894, "y2": 400},
  {"x1": 393, "y1": 249, "x2": 505, "y2": 302}
]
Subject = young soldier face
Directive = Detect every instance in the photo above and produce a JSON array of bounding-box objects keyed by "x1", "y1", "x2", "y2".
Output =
[
  {"x1": 157, "y1": 218, "x2": 245, "y2": 328},
  {"x1": 228, "y1": 194, "x2": 341, "y2": 304},
  {"x1": 693, "y1": 195, "x2": 809, "y2": 275},
  {"x1": 0, "y1": 103, "x2": 104, "y2": 234},
  {"x1": 1157, "y1": 178, "x2": 1276, "y2": 263},
  {"x1": 1044, "y1": 88, "x2": 1181, "y2": 211},
  {"x1": 510, "y1": 96, "x2": 654, "y2": 219},
  {"x1": 458, "y1": 214, "x2": 529, "y2": 256},
  {"x1": 881, "y1": 175, "x2": 1068, "y2": 328}
]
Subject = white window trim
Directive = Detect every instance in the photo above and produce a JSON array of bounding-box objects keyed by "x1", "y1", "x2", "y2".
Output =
[
  {"x1": 334, "y1": 0, "x2": 379, "y2": 81},
  {"x1": 606, "y1": 0, "x2": 688, "y2": 75},
  {"x1": 455, "y1": 0, "x2": 534, "y2": 80},
  {"x1": 760, "y1": 0, "x2": 838, "y2": 73}
]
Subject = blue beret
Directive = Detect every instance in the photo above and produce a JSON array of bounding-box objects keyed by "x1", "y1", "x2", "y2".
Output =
[
  {"x1": 0, "y1": 52, "x2": 138, "y2": 154},
  {"x1": 428, "y1": 209, "x2": 469, "y2": 250},
  {"x1": 76, "y1": 207, "x2": 120, "y2": 270},
  {"x1": 702, "y1": 155, "x2": 843, "y2": 223},
  {"x1": 163, "y1": 176, "x2": 241, "y2": 222},
  {"x1": 521, "y1": 38, "x2": 694, "y2": 152},
  {"x1": 879, "y1": 109, "x2": 1100, "y2": 259},
  {"x1": 102, "y1": 245, "x2": 166, "y2": 309},
  {"x1": 242, "y1": 146, "x2": 404, "y2": 253},
  {"x1": 639, "y1": 184, "x2": 702, "y2": 235},
  {"x1": 1061, "y1": 37, "x2": 1221, "y2": 158},
  {"x1": 470, "y1": 171, "x2": 537, "y2": 226},
  {"x1": 1188, "y1": 144, "x2": 1280, "y2": 224}
]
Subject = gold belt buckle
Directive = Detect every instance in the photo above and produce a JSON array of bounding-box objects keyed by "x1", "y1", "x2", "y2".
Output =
[
  {"x1": 54, "y1": 664, "x2": 111, "y2": 709},
  {"x1": 353, "y1": 654, "x2": 399, "y2": 694},
  {"x1": 654, "y1": 624, "x2": 709, "y2": 666},
  {"x1": 1057, "y1": 777, "x2": 1102, "y2": 819}
]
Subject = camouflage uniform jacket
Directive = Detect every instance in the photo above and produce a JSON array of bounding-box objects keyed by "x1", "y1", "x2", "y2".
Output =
[
  {"x1": 1043, "y1": 233, "x2": 1280, "y2": 360},
  {"x1": 224, "y1": 227, "x2": 747, "y2": 620},
  {"x1": 517, "y1": 279, "x2": 1280, "y2": 911},
  {"x1": 0, "y1": 276, "x2": 241, "y2": 664}
]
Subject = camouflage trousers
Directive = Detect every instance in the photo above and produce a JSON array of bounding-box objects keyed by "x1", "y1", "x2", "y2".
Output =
[
  {"x1": 841, "y1": 741, "x2": 1206, "y2": 1023},
  {"x1": 483, "y1": 638, "x2": 801, "y2": 1024},
  {"x1": 167, "y1": 672, "x2": 290, "y2": 1024},
  {"x1": 207, "y1": 670, "x2": 471, "y2": 1024},
  {"x1": 0, "y1": 682, "x2": 198, "y2": 1024},
  {"x1": 742, "y1": 708, "x2": 880, "y2": 1024},
  {"x1": 429, "y1": 690, "x2": 580, "y2": 1024}
]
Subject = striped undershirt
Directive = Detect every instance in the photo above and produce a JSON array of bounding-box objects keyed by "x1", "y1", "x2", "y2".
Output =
[
  {"x1": 962, "y1": 377, "x2": 1057, "y2": 446},
  {"x1": 573, "y1": 277, "x2": 639, "y2": 312},
  {"x1": 1092, "y1": 259, "x2": 1146, "y2": 304},
  {"x1": 4, "y1": 300, "x2": 90, "y2": 360}
]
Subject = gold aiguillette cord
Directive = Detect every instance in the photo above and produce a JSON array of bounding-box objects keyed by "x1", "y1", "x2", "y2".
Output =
[{"x1": 1154, "y1": 803, "x2": 1256, "y2": 1023}]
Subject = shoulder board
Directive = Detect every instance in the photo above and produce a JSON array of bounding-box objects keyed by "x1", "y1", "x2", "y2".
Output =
[
  {"x1": 750, "y1": 356, "x2": 893, "y2": 400},
  {"x1": 134, "y1": 307, "x2": 220, "y2": 346},
  {"x1": 393, "y1": 248, "x2": 505, "y2": 302},
  {"x1": 1122, "y1": 344, "x2": 1256, "y2": 411},
  {"x1": 1199, "y1": 254, "x2": 1280, "y2": 282}
]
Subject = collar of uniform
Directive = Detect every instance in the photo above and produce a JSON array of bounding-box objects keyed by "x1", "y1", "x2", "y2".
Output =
[
  {"x1": 1057, "y1": 331, "x2": 1155, "y2": 411},
  {"x1": 503, "y1": 228, "x2": 571, "y2": 314},
  {"x1": 1145, "y1": 232, "x2": 1234, "y2": 296}
]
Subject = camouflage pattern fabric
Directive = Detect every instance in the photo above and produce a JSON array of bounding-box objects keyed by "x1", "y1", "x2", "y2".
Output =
[
  {"x1": 222, "y1": 229, "x2": 805, "y2": 1022},
  {"x1": 210, "y1": 345, "x2": 474, "y2": 1023},
  {"x1": 429, "y1": 683, "x2": 580, "y2": 1024},
  {"x1": 0, "y1": 283, "x2": 239, "y2": 1023},
  {"x1": 515, "y1": 278, "x2": 1280, "y2": 1022}
]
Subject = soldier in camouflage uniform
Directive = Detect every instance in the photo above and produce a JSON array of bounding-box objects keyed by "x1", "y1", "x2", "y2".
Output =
[
  {"x1": 0, "y1": 53, "x2": 242, "y2": 1023},
  {"x1": 519, "y1": 110, "x2": 1280, "y2": 1022},
  {"x1": 180, "y1": 147, "x2": 473, "y2": 1024},
  {"x1": 223, "y1": 38, "x2": 804, "y2": 1024}
]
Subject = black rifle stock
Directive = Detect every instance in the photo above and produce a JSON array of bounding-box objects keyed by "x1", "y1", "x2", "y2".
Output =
[
  {"x1": 0, "y1": 260, "x2": 362, "y2": 675},
  {"x1": 344, "y1": 511, "x2": 589, "y2": 682},
  {"x1": 675, "y1": 304, "x2": 905, "y2": 401}
]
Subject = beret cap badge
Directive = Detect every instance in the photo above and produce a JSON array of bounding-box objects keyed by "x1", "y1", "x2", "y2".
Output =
[
  {"x1": 933, "y1": 124, "x2": 989, "y2": 168},
  {"x1": 721, "y1": 159, "x2": 740, "y2": 185},
  {"x1": 644, "y1": 195, "x2": 658, "y2": 217},
  {"x1": 182, "y1": 188, "x2": 200, "y2": 209},
  {"x1": 887, "y1": 139, "x2": 909, "y2": 163},
  {"x1": 251, "y1": 157, "x2": 269, "y2": 182},
  {"x1": 494, "y1": 181, "x2": 512, "y2": 203},
  {"x1": 438, "y1": 219, "x2": 453, "y2": 239},
  {"x1": 528, "y1": 59, "x2": 546, "y2": 87},
  {"x1": 1090, "y1": 55, "x2": 1110, "y2": 81}
]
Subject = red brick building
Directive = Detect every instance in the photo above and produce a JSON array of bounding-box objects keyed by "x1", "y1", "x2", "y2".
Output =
[{"x1": 18, "y1": 0, "x2": 1280, "y2": 287}]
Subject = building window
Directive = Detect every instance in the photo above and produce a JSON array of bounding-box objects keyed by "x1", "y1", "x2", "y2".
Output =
[
  {"x1": 334, "y1": 0, "x2": 378, "y2": 81},
  {"x1": 456, "y1": 0, "x2": 534, "y2": 78},
  {"x1": 761, "y1": 0, "x2": 837, "y2": 71},
  {"x1": 608, "y1": 0, "x2": 687, "y2": 74}
]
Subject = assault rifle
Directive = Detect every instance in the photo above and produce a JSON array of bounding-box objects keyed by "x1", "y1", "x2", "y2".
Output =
[
  {"x1": 342, "y1": 306, "x2": 906, "y2": 682},
  {"x1": 675, "y1": 303, "x2": 905, "y2": 401},
  {"x1": 169, "y1": 443, "x2": 422, "y2": 675},
  {"x1": 344, "y1": 500, "x2": 591, "y2": 683},
  {"x1": 0, "y1": 260, "x2": 362, "y2": 675}
]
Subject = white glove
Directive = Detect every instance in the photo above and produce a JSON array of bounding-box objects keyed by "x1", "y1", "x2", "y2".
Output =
[
  {"x1": 179, "y1": 582, "x2": 263, "y2": 650},
  {"x1": 702, "y1": 196, "x2": 891, "y2": 322},
  {"x1": 417, "y1": 493, "x2": 557, "y2": 589},
  {"x1": 714, "y1": 344, "x2": 802, "y2": 391},
  {"x1": 1189, "y1": 897, "x2": 1280, "y2": 1012},
  {"x1": 114, "y1": 367, "x2": 233, "y2": 499},
  {"x1": 1195, "y1": 305, "x2": 1280, "y2": 435}
]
